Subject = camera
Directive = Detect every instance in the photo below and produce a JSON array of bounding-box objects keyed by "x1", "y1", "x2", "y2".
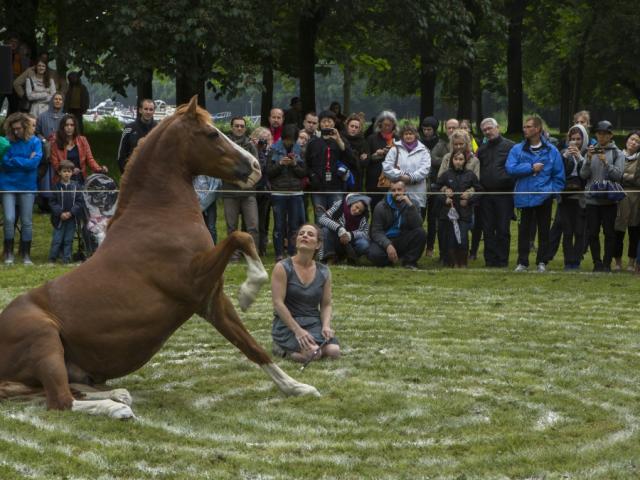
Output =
[
  {"x1": 321, "y1": 128, "x2": 334, "y2": 136},
  {"x1": 593, "y1": 146, "x2": 604, "y2": 154},
  {"x1": 336, "y1": 164, "x2": 350, "y2": 181},
  {"x1": 257, "y1": 139, "x2": 267, "y2": 146}
]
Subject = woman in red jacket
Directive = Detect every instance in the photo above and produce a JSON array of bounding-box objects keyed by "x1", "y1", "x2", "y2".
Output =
[{"x1": 50, "y1": 113, "x2": 108, "y2": 183}]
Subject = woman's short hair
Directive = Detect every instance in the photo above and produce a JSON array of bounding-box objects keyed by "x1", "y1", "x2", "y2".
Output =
[
  {"x1": 296, "y1": 223, "x2": 323, "y2": 258},
  {"x1": 3, "y1": 112, "x2": 35, "y2": 141},
  {"x1": 345, "y1": 114, "x2": 362, "y2": 131},
  {"x1": 249, "y1": 126, "x2": 271, "y2": 142},
  {"x1": 374, "y1": 110, "x2": 398, "y2": 134},
  {"x1": 398, "y1": 123, "x2": 418, "y2": 137},
  {"x1": 281, "y1": 124, "x2": 299, "y2": 142}
]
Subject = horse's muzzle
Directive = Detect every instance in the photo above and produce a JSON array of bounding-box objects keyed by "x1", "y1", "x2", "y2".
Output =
[{"x1": 235, "y1": 158, "x2": 262, "y2": 189}]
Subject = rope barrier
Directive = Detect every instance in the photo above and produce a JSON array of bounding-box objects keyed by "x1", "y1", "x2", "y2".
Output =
[{"x1": 2, "y1": 189, "x2": 640, "y2": 196}]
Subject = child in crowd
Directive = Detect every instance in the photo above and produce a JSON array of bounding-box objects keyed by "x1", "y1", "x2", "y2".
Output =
[
  {"x1": 434, "y1": 151, "x2": 482, "y2": 267},
  {"x1": 49, "y1": 160, "x2": 84, "y2": 263}
]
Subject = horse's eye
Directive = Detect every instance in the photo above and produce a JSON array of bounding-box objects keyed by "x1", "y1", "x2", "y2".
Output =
[{"x1": 207, "y1": 131, "x2": 219, "y2": 140}]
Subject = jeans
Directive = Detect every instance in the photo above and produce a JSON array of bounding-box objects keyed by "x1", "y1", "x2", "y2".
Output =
[
  {"x1": 49, "y1": 219, "x2": 76, "y2": 262},
  {"x1": 480, "y1": 194, "x2": 513, "y2": 267},
  {"x1": 203, "y1": 201, "x2": 218, "y2": 244},
  {"x1": 558, "y1": 199, "x2": 585, "y2": 266},
  {"x1": 323, "y1": 228, "x2": 370, "y2": 259},
  {"x1": 585, "y1": 204, "x2": 617, "y2": 268},
  {"x1": 223, "y1": 195, "x2": 259, "y2": 247},
  {"x1": 2, "y1": 192, "x2": 35, "y2": 241},
  {"x1": 517, "y1": 198, "x2": 553, "y2": 267},
  {"x1": 271, "y1": 195, "x2": 305, "y2": 257},
  {"x1": 440, "y1": 219, "x2": 472, "y2": 253},
  {"x1": 311, "y1": 192, "x2": 343, "y2": 223}
]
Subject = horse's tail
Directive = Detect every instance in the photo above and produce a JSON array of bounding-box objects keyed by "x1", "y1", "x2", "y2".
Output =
[{"x1": 0, "y1": 381, "x2": 42, "y2": 400}]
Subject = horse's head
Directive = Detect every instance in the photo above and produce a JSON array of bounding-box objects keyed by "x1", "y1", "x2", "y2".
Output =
[{"x1": 177, "y1": 96, "x2": 261, "y2": 188}]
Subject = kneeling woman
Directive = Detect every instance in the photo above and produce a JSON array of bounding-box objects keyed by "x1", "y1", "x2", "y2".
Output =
[{"x1": 271, "y1": 223, "x2": 340, "y2": 363}]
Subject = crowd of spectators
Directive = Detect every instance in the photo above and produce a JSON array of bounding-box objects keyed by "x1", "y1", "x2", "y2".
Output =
[{"x1": 2, "y1": 34, "x2": 640, "y2": 275}]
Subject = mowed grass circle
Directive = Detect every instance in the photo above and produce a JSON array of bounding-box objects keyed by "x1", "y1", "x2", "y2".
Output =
[{"x1": 1, "y1": 258, "x2": 638, "y2": 479}]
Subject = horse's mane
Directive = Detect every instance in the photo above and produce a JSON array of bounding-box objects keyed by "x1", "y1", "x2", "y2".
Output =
[{"x1": 109, "y1": 102, "x2": 213, "y2": 227}]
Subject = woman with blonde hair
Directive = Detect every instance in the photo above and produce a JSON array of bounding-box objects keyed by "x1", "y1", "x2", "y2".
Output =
[{"x1": 1, "y1": 112, "x2": 43, "y2": 264}]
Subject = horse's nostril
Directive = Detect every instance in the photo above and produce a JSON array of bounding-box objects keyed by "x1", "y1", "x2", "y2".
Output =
[{"x1": 252, "y1": 160, "x2": 260, "y2": 170}]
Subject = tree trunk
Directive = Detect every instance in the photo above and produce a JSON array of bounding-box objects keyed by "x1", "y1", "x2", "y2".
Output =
[
  {"x1": 559, "y1": 65, "x2": 572, "y2": 133},
  {"x1": 506, "y1": 0, "x2": 525, "y2": 134},
  {"x1": 570, "y1": 22, "x2": 593, "y2": 116},
  {"x1": 342, "y1": 56, "x2": 352, "y2": 115},
  {"x1": 473, "y1": 73, "x2": 483, "y2": 136},
  {"x1": 260, "y1": 61, "x2": 274, "y2": 127},
  {"x1": 456, "y1": 66, "x2": 473, "y2": 121},
  {"x1": 419, "y1": 43, "x2": 437, "y2": 120},
  {"x1": 137, "y1": 68, "x2": 153, "y2": 104},
  {"x1": 175, "y1": 48, "x2": 204, "y2": 107},
  {"x1": 299, "y1": 8, "x2": 325, "y2": 114}
]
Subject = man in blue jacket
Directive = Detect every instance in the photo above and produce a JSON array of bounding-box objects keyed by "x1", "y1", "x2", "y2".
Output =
[{"x1": 506, "y1": 116, "x2": 565, "y2": 272}]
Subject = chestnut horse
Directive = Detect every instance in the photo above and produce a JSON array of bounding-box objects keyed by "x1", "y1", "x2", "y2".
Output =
[{"x1": 0, "y1": 97, "x2": 318, "y2": 418}]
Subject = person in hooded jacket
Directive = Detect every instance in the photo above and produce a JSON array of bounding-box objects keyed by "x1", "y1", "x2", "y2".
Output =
[
  {"x1": 557, "y1": 124, "x2": 589, "y2": 270},
  {"x1": 506, "y1": 116, "x2": 565, "y2": 272},
  {"x1": 434, "y1": 151, "x2": 482, "y2": 267},
  {"x1": 382, "y1": 123, "x2": 431, "y2": 219},
  {"x1": 35, "y1": 92, "x2": 65, "y2": 210},
  {"x1": 318, "y1": 193, "x2": 371, "y2": 264},
  {"x1": 580, "y1": 120, "x2": 625, "y2": 272}
]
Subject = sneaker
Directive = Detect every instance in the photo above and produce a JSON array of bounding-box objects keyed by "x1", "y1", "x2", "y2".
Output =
[
  {"x1": 514, "y1": 264, "x2": 528, "y2": 272},
  {"x1": 536, "y1": 262, "x2": 546, "y2": 273}
]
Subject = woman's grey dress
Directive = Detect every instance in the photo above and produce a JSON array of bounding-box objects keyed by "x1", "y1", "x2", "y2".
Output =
[{"x1": 271, "y1": 258, "x2": 339, "y2": 352}]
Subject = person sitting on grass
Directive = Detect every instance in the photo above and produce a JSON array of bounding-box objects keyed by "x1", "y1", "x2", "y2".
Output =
[
  {"x1": 271, "y1": 223, "x2": 340, "y2": 364},
  {"x1": 368, "y1": 180, "x2": 427, "y2": 270},
  {"x1": 434, "y1": 151, "x2": 482, "y2": 268},
  {"x1": 318, "y1": 193, "x2": 371, "y2": 265},
  {"x1": 48, "y1": 160, "x2": 84, "y2": 264}
]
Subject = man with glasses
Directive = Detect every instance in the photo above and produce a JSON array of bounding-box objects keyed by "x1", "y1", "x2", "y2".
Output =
[
  {"x1": 477, "y1": 118, "x2": 515, "y2": 267},
  {"x1": 222, "y1": 116, "x2": 259, "y2": 259}
]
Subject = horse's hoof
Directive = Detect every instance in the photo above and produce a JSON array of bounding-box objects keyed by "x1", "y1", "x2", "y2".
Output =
[
  {"x1": 110, "y1": 388, "x2": 132, "y2": 406},
  {"x1": 109, "y1": 402, "x2": 135, "y2": 420},
  {"x1": 288, "y1": 383, "x2": 321, "y2": 398},
  {"x1": 238, "y1": 284, "x2": 255, "y2": 312}
]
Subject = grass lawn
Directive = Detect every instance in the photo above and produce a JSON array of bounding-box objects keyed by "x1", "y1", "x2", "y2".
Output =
[{"x1": 1, "y1": 210, "x2": 639, "y2": 479}]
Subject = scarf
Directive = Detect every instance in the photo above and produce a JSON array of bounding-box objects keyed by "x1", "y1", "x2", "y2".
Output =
[
  {"x1": 270, "y1": 125, "x2": 283, "y2": 142},
  {"x1": 623, "y1": 150, "x2": 640, "y2": 162},
  {"x1": 381, "y1": 131, "x2": 394, "y2": 147},
  {"x1": 342, "y1": 200, "x2": 362, "y2": 232},
  {"x1": 384, "y1": 193, "x2": 403, "y2": 238},
  {"x1": 402, "y1": 140, "x2": 418, "y2": 153},
  {"x1": 422, "y1": 135, "x2": 440, "y2": 151}
]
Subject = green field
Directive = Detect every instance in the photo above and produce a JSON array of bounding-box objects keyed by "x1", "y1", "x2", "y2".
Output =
[{"x1": 1, "y1": 212, "x2": 639, "y2": 478}]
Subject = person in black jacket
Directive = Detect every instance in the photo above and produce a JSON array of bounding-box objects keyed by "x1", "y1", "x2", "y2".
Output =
[
  {"x1": 368, "y1": 180, "x2": 426, "y2": 269},
  {"x1": 48, "y1": 160, "x2": 84, "y2": 263},
  {"x1": 304, "y1": 110, "x2": 354, "y2": 221},
  {"x1": 477, "y1": 118, "x2": 515, "y2": 267},
  {"x1": 117, "y1": 99, "x2": 157, "y2": 173},
  {"x1": 434, "y1": 152, "x2": 483, "y2": 267}
]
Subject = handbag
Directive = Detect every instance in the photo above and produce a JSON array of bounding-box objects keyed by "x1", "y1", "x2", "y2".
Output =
[
  {"x1": 376, "y1": 147, "x2": 398, "y2": 189},
  {"x1": 587, "y1": 179, "x2": 626, "y2": 202}
]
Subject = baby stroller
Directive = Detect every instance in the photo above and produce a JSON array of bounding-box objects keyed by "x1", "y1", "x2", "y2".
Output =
[{"x1": 74, "y1": 173, "x2": 119, "y2": 261}]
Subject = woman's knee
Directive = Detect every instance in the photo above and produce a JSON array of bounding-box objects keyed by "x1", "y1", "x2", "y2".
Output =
[{"x1": 322, "y1": 344, "x2": 340, "y2": 359}]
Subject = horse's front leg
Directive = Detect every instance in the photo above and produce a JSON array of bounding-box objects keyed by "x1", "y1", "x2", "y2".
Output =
[
  {"x1": 191, "y1": 231, "x2": 268, "y2": 311},
  {"x1": 198, "y1": 286, "x2": 320, "y2": 398}
]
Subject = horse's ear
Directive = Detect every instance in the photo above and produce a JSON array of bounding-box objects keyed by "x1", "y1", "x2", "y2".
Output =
[{"x1": 186, "y1": 95, "x2": 199, "y2": 118}]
